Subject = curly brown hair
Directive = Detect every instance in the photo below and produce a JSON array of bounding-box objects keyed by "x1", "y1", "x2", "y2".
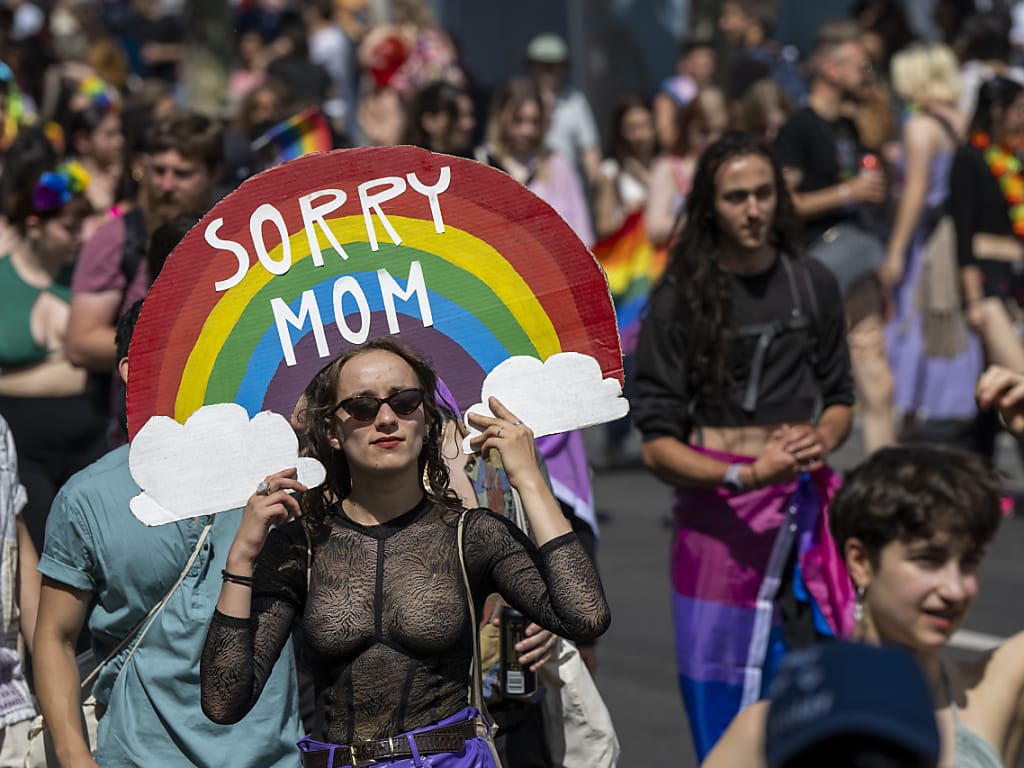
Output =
[
  {"x1": 297, "y1": 337, "x2": 463, "y2": 534},
  {"x1": 829, "y1": 444, "x2": 1003, "y2": 564}
]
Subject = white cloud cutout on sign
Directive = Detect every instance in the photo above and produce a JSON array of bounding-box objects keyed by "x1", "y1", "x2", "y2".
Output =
[
  {"x1": 462, "y1": 352, "x2": 629, "y2": 452},
  {"x1": 129, "y1": 403, "x2": 326, "y2": 526}
]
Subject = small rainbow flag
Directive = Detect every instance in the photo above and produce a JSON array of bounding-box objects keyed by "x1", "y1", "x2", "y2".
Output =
[
  {"x1": 251, "y1": 106, "x2": 333, "y2": 163},
  {"x1": 592, "y1": 210, "x2": 668, "y2": 355}
]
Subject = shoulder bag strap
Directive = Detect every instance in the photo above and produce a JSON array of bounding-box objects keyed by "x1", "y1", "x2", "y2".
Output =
[
  {"x1": 456, "y1": 510, "x2": 492, "y2": 722},
  {"x1": 80, "y1": 519, "x2": 214, "y2": 694},
  {"x1": 304, "y1": 519, "x2": 312, "y2": 591},
  {"x1": 789, "y1": 255, "x2": 825, "y2": 424},
  {"x1": 923, "y1": 108, "x2": 960, "y2": 146},
  {"x1": 120, "y1": 207, "x2": 148, "y2": 288}
]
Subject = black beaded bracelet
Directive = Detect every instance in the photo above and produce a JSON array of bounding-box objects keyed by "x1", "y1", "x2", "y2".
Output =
[{"x1": 221, "y1": 569, "x2": 254, "y2": 587}]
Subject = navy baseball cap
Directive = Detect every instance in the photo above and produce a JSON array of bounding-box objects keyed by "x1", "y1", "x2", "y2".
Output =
[{"x1": 764, "y1": 642, "x2": 940, "y2": 767}]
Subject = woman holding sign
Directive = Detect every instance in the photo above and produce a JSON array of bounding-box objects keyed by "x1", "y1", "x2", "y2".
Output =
[{"x1": 200, "y1": 337, "x2": 610, "y2": 767}]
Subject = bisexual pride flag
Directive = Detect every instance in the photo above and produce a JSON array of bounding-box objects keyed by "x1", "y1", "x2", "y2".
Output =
[{"x1": 672, "y1": 447, "x2": 855, "y2": 759}]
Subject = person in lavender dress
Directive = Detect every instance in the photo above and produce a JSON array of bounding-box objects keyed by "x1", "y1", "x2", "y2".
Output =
[{"x1": 879, "y1": 42, "x2": 983, "y2": 444}]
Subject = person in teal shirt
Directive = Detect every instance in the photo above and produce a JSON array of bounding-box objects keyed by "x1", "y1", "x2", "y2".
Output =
[{"x1": 33, "y1": 302, "x2": 302, "y2": 768}]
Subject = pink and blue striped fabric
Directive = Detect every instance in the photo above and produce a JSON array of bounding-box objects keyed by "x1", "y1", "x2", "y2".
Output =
[{"x1": 671, "y1": 446, "x2": 855, "y2": 759}]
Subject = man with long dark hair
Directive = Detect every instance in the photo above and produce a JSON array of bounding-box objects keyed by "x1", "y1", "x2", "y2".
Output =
[{"x1": 632, "y1": 132, "x2": 855, "y2": 760}]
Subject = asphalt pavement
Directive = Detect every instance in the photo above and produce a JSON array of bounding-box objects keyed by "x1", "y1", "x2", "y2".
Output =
[{"x1": 584, "y1": 425, "x2": 1024, "y2": 767}]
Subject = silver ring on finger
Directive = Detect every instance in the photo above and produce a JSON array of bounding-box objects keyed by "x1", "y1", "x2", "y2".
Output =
[
  {"x1": 512, "y1": 420, "x2": 522, "y2": 427},
  {"x1": 256, "y1": 480, "x2": 272, "y2": 496}
]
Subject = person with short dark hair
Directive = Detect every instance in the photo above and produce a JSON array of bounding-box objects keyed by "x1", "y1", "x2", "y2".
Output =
[
  {"x1": 634, "y1": 132, "x2": 855, "y2": 759},
  {"x1": 704, "y1": 437, "x2": 1022, "y2": 768},
  {"x1": 403, "y1": 80, "x2": 476, "y2": 157},
  {"x1": 65, "y1": 108, "x2": 221, "y2": 444},
  {"x1": 774, "y1": 20, "x2": 895, "y2": 456},
  {"x1": 35, "y1": 267, "x2": 303, "y2": 768},
  {"x1": 146, "y1": 211, "x2": 200, "y2": 281},
  {"x1": 66, "y1": 108, "x2": 221, "y2": 373}
]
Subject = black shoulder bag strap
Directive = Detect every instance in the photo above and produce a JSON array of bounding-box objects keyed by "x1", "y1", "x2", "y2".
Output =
[
  {"x1": 923, "y1": 108, "x2": 960, "y2": 145},
  {"x1": 918, "y1": 109, "x2": 959, "y2": 239},
  {"x1": 120, "y1": 208, "x2": 149, "y2": 289},
  {"x1": 790, "y1": 255, "x2": 824, "y2": 424},
  {"x1": 730, "y1": 254, "x2": 811, "y2": 414}
]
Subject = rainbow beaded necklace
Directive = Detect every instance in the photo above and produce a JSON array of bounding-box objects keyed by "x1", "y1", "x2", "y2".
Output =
[{"x1": 970, "y1": 131, "x2": 1024, "y2": 238}]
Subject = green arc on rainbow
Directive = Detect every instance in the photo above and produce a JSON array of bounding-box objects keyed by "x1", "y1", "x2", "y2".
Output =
[{"x1": 126, "y1": 146, "x2": 623, "y2": 440}]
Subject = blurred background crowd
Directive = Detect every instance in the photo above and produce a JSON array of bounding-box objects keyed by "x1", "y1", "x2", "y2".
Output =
[{"x1": 4, "y1": 0, "x2": 1024, "y2": 764}]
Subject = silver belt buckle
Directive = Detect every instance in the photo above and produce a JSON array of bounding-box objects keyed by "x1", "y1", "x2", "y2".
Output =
[{"x1": 352, "y1": 740, "x2": 385, "y2": 766}]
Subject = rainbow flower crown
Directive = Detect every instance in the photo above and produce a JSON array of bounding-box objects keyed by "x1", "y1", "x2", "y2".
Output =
[
  {"x1": 78, "y1": 75, "x2": 119, "y2": 112},
  {"x1": 33, "y1": 161, "x2": 90, "y2": 213}
]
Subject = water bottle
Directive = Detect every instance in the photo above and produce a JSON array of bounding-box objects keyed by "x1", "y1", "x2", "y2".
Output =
[{"x1": 858, "y1": 152, "x2": 887, "y2": 237}]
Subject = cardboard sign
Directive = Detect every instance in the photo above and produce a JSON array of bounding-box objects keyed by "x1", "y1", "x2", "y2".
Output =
[{"x1": 126, "y1": 146, "x2": 625, "y2": 523}]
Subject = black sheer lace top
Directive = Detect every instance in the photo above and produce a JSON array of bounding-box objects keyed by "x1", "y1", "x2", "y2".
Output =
[{"x1": 200, "y1": 497, "x2": 610, "y2": 744}]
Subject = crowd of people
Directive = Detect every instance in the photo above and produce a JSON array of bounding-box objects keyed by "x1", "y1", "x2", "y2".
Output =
[{"x1": 0, "y1": 0, "x2": 1022, "y2": 766}]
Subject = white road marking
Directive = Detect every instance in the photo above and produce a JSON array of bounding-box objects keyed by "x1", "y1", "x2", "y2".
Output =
[{"x1": 949, "y1": 629, "x2": 1004, "y2": 652}]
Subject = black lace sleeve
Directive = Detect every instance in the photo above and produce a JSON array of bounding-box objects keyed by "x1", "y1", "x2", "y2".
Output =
[
  {"x1": 463, "y1": 509, "x2": 610, "y2": 641},
  {"x1": 200, "y1": 522, "x2": 307, "y2": 724}
]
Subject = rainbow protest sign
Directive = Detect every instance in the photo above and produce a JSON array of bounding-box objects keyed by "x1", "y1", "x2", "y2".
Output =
[{"x1": 126, "y1": 146, "x2": 625, "y2": 523}]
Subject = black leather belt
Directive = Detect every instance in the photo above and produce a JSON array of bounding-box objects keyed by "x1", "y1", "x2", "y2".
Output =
[{"x1": 301, "y1": 721, "x2": 478, "y2": 767}]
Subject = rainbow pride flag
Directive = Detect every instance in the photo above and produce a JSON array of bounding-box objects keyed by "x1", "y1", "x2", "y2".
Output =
[
  {"x1": 591, "y1": 210, "x2": 668, "y2": 355},
  {"x1": 251, "y1": 106, "x2": 333, "y2": 162}
]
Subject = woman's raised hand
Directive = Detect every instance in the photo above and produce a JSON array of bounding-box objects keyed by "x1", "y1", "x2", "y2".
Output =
[
  {"x1": 467, "y1": 397, "x2": 542, "y2": 490},
  {"x1": 468, "y1": 398, "x2": 572, "y2": 546},
  {"x1": 228, "y1": 467, "x2": 307, "y2": 570},
  {"x1": 977, "y1": 365, "x2": 1024, "y2": 438}
]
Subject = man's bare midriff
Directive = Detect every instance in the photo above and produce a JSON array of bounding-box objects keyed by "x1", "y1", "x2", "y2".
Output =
[{"x1": 693, "y1": 421, "x2": 813, "y2": 457}]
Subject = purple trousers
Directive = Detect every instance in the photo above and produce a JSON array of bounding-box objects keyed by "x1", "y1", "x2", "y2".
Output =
[{"x1": 296, "y1": 707, "x2": 498, "y2": 768}]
